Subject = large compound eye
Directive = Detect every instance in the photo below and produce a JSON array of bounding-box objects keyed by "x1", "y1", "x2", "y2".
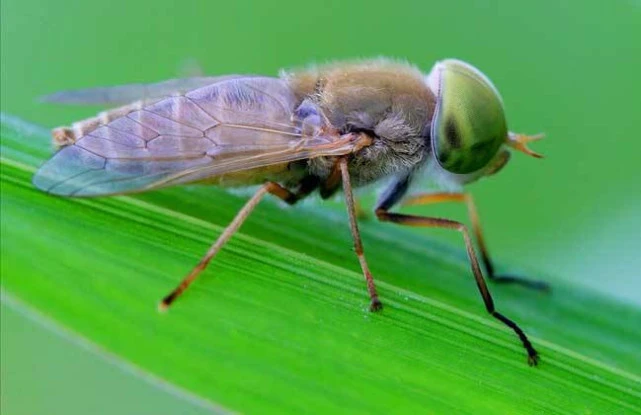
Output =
[{"x1": 429, "y1": 60, "x2": 508, "y2": 174}]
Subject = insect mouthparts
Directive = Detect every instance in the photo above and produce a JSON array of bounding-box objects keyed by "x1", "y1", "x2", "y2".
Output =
[{"x1": 507, "y1": 132, "x2": 544, "y2": 159}]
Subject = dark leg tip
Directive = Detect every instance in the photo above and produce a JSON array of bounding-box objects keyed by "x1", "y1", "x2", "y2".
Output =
[
  {"x1": 527, "y1": 352, "x2": 540, "y2": 367},
  {"x1": 369, "y1": 297, "x2": 383, "y2": 312},
  {"x1": 158, "y1": 300, "x2": 170, "y2": 313},
  {"x1": 158, "y1": 292, "x2": 177, "y2": 313}
]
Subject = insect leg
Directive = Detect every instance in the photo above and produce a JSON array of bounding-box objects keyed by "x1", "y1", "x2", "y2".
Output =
[
  {"x1": 159, "y1": 182, "x2": 301, "y2": 311},
  {"x1": 375, "y1": 209, "x2": 539, "y2": 365},
  {"x1": 403, "y1": 193, "x2": 550, "y2": 291},
  {"x1": 320, "y1": 160, "x2": 368, "y2": 218},
  {"x1": 338, "y1": 158, "x2": 383, "y2": 312}
]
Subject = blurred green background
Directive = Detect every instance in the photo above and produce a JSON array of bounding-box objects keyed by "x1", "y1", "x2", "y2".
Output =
[{"x1": 1, "y1": 0, "x2": 640, "y2": 413}]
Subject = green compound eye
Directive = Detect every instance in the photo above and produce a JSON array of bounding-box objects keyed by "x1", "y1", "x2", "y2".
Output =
[{"x1": 429, "y1": 60, "x2": 508, "y2": 174}]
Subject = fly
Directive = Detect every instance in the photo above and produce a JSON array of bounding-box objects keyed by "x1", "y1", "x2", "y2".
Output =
[{"x1": 34, "y1": 58, "x2": 546, "y2": 365}]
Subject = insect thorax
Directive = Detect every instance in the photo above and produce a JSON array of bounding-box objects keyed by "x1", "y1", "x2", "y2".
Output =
[{"x1": 285, "y1": 59, "x2": 437, "y2": 187}]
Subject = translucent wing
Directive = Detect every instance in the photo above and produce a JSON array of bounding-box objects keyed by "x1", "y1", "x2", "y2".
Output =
[
  {"x1": 41, "y1": 76, "x2": 244, "y2": 105},
  {"x1": 33, "y1": 77, "x2": 360, "y2": 197}
]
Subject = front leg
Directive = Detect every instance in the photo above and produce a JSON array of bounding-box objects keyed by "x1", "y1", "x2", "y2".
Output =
[
  {"x1": 403, "y1": 193, "x2": 549, "y2": 291},
  {"x1": 338, "y1": 157, "x2": 383, "y2": 312}
]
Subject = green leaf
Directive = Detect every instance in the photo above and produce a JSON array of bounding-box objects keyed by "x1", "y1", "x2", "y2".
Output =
[{"x1": 2, "y1": 113, "x2": 640, "y2": 414}]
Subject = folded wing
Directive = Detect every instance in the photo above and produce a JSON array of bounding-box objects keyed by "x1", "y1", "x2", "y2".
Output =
[{"x1": 33, "y1": 77, "x2": 356, "y2": 196}]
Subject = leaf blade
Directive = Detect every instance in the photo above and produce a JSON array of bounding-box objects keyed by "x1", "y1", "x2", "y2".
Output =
[{"x1": 2, "y1": 113, "x2": 640, "y2": 414}]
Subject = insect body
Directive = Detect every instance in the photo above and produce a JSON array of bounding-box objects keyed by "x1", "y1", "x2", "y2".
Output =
[{"x1": 34, "y1": 59, "x2": 545, "y2": 365}]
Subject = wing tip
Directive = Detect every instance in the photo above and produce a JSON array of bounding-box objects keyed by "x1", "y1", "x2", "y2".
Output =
[
  {"x1": 39, "y1": 91, "x2": 75, "y2": 104},
  {"x1": 39, "y1": 89, "x2": 114, "y2": 105},
  {"x1": 31, "y1": 165, "x2": 63, "y2": 196}
]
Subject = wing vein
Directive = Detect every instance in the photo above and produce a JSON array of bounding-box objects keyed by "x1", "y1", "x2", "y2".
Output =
[
  {"x1": 46, "y1": 166, "x2": 106, "y2": 194},
  {"x1": 125, "y1": 113, "x2": 160, "y2": 135},
  {"x1": 243, "y1": 82, "x2": 290, "y2": 116},
  {"x1": 221, "y1": 123, "x2": 302, "y2": 138},
  {"x1": 141, "y1": 109, "x2": 207, "y2": 134},
  {"x1": 107, "y1": 121, "x2": 159, "y2": 141},
  {"x1": 184, "y1": 96, "x2": 221, "y2": 123}
]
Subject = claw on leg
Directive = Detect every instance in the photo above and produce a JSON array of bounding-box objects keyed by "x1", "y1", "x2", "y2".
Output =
[{"x1": 369, "y1": 297, "x2": 383, "y2": 312}]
